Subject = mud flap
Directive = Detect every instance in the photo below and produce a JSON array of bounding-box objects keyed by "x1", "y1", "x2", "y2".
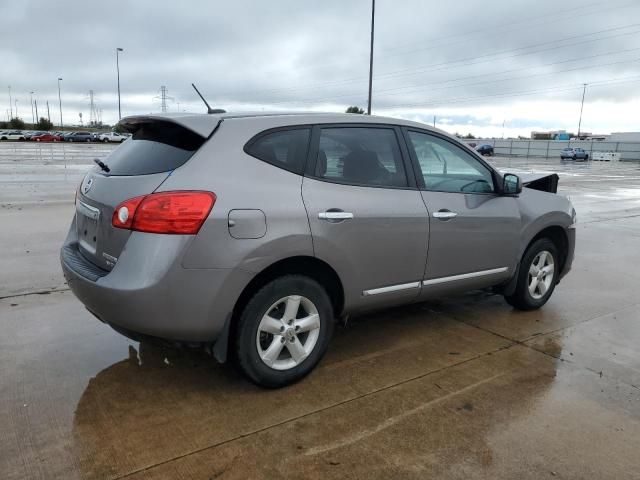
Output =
[
  {"x1": 212, "y1": 314, "x2": 232, "y2": 363},
  {"x1": 499, "y1": 263, "x2": 520, "y2": 297}
]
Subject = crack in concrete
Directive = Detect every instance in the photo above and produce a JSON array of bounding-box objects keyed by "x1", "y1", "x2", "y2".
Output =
[
  {"x1": 303, "y1": 372, "x2": 505, "y2": 456},
  {"x1": 0, "y1": 287, "x2": 70, "y2": 301}
]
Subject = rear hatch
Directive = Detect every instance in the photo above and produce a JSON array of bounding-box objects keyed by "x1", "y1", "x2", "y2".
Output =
[{"x1": 75, "y1": 116, "x2": 215, "y2": 271}]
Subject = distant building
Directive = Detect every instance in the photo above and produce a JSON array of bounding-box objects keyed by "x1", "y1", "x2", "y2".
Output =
[
  {"x1": 532, "y1": 130, "x2": 570, "y2": 140},
  {"x1": 607, "y1": 132, "x2": 640, "y2": 142},
  {"x1": 531, "y1": 130, "x2": 593, "y2": 140}
]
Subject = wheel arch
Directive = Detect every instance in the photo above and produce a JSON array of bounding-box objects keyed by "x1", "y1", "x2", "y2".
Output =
[
  {"x1": 527, "y1": 225, "x2": 569, "y2": 273},
  {"x1": 233, "y1": 256, "x2": 345, "y2": 319},
  {"x1": 500, "y1": 224, "x2": 569, "y2": 297},
  {"x1": 213, "y1": 256, "x2": 345, "y2": 363}
]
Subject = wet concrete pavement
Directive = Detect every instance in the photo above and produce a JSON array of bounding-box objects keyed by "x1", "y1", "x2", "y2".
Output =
[{"x1": 1, "y1": 147, "x2": 639, "y2": 479}]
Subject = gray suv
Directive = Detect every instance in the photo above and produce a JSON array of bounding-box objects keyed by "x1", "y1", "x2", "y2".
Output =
[{"x1": 61, "y1": 113, "x2": 576, "y2": 387}]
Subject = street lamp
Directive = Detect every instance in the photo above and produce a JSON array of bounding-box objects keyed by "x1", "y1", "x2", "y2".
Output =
[
  {"x1": 57, "y1": 77, "x2": 63, "y2": 129},
  {"x1": 116, "y1": 47, "x2": 124, "y2": 120},
  {"x1": 14, "y1": 99, "x2": 18, "y2": 118},
  {"x1": 8, "y1": 86, "x2": 12, "y2": 118},
  {"x1": 577, "y1": 83, "x2": 587, "y2": 139},
  {"x1": 367, "y1": 0, "x2": 375, "y2": 115},
  {"x1": 30, "y1": 91, "x2": 35, "y2": 126}
]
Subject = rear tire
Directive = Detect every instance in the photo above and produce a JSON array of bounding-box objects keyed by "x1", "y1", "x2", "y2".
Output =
[
  {"x1": 505, "y1": 238, "x2": 559, "y2": 310},
  {"x1": 234, "y1": 275, "x2": 334, "y2": 388}
]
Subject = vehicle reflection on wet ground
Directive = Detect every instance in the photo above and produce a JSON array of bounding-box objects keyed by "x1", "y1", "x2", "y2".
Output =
[{"x1": 1, "y1": 150, "x2": 639, "y2": 479}]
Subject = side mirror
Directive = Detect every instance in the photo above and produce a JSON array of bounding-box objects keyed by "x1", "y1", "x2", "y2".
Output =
[{"x1": 502, "y1": 173, "x2": 522, "y2": 195}]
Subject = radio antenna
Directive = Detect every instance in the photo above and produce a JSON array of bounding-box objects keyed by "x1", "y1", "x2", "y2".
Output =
[{"x1": 191, "y1": 83, "x2": 226, "y2": 114}]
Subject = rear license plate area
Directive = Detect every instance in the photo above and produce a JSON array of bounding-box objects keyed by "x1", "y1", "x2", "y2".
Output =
[{"x1": 76, "y1": 201, "x2": 100, "y2": 255}]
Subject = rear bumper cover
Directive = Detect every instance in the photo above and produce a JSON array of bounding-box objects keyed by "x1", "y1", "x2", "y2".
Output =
[{"x1": 60, "y1": 224, "x2": 253, "y2": 342}]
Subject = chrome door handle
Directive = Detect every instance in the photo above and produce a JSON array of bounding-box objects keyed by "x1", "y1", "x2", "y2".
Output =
[
  {"x1": 432, "y1": 210, "x2": 457, "y2": 219},
  {"x1": 318, "y1": 211, "x2": 354, "y2": 220}
]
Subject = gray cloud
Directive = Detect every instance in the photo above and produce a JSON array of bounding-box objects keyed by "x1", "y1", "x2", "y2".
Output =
[{"x1": 2, "y1": 0, "x2": 639, "y2": 134}]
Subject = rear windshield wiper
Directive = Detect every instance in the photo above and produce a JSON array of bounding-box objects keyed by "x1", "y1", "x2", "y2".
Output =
[{"x1": 93, "y1": 158, "x2": 110, "y2": 173}]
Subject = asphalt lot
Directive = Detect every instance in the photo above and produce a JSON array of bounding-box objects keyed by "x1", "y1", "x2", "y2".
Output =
[{"x1": 1, "y1": 142, "x2": 640, "y2": 479}]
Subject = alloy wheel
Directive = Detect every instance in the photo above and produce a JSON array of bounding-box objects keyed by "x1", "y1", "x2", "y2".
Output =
[
  {"x1": 528, "y1": 250, "x2": 554, "y2": 299},
  {"x1": 256, "y1": 295, "x2": 321, "y2": 371}
]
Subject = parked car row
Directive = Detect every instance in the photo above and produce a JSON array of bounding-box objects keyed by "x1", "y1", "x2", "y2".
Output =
[{"x1": 0, "y1": 130, "x2": 130, "y2": 143}]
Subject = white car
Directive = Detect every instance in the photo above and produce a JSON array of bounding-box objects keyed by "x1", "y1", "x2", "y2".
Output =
[
  {"x1": 0, "y1": 130, "x2": 26, "y2": 141},
  {"x1": 98, "y1": 132, "x2": 128, "y2": 143}
]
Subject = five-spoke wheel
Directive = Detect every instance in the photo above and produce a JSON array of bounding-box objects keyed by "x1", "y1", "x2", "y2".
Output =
[
  {"x1": 256, "y1": 295, "x2": 321, "y2": 370},
  {"x1": 505, "y1": 238, "x2": 559, "y2": 310},
  {"x1": 235, "y1": 275, "x2": 334, "y2": 388},
  {"x1": 527, "y1": 250, "x2": 555, "y2": 300}
]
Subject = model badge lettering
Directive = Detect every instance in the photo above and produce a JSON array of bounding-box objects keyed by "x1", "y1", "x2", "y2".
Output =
[{"x1": 82, "y1": 178, "x2": 93, "y2": 194}]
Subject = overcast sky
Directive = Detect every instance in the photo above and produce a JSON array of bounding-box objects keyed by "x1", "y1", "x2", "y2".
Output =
[{"x1": 2, "y1": 0, "x2": 639, "y2": 136}]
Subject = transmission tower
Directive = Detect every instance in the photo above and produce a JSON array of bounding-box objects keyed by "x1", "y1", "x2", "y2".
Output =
[{"x1": 154, "y1": 86, "x2": 174, "y2": 113}]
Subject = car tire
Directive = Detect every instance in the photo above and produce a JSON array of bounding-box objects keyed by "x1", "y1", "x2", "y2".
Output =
[
  {"x1": 234, "y1": 275, "x2": 334, "y2": 388},
  {"x1": 572, "y1": 155, "x2": 576, "y2": 160},
  {"x1": 505, "y1": 238, "x2": 559, "y2": 311},
  {"x1": 36, "y1": 138, "x2": 41, "y2": 142}
]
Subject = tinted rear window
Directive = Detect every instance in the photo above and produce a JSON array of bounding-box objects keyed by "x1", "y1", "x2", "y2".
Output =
[{"x1": 103, "y1": 121, "x2": 205, "y2": 176}]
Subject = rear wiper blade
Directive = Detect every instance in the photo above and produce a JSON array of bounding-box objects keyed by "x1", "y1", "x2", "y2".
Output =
[{"x1": 93, "y1": 158, "x2": 110, "y2": 173}]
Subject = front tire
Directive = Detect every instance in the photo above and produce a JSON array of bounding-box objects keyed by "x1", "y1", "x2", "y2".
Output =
[
  {"x1": 234, "y1": 275, "x2": 334, "y2": 388},
  {"x1": 505, "y1": 238, "x2": 559, "y2": 310}
]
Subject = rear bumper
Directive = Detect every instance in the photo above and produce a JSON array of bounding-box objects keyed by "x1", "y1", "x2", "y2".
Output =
[{"x1": 60, "y1": 225, "x2": 253, "y2": 342}]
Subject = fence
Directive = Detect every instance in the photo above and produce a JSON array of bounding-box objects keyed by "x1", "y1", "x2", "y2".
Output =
[
  {"x1": 0, "y1": 142, "x2": 116, "y2": 166},
  {"x1": 464, "y1": 139, "x2": 640, "y2": 161}
]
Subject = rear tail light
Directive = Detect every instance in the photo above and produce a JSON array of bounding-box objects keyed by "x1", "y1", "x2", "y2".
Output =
[{"x1": 112, "y1": 191, "x2": 216, "y2": 234}]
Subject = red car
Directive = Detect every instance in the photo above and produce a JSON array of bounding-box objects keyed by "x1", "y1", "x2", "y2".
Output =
[{"x1": 33, "y1": 133, "x2": 63, "y2": 142}]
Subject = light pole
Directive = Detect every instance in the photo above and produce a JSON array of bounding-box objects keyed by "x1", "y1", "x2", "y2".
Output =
[
  {"x1": 8, "y1": 86, "x2": 12, "y2": 119},
  {"x1": 116, "y1": 47, "x2": 124, "y2": 120},
  {"x1": 367, "y1": 0, "x2": 375, "y2": 115},
  {"x1": 57, "y1": 77, "x2": 63, "y2": 130},
  {"x1": 30, "y1": 91, "x2": 35, "y2": 126},
  {"x1": 14, "y1": 99, "x2": 18, "y2": 118},
  {"x1": 577, "y1": 83, "x2": 587, "y2": 139}
]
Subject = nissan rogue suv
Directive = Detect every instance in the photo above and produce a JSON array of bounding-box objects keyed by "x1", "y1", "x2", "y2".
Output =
[{"x1": 61, "y1": 112, "x2": 576, "y2": 387}]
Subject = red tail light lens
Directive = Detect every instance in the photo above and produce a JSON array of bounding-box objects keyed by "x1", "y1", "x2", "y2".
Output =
[{"x1": 112, "y1": 191, "x2": 215, "y2": 234}]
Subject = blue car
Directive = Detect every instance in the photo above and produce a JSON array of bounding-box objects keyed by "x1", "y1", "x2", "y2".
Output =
[{"x1": 476, "y1": 144, "x2": 494, "y2": 156}]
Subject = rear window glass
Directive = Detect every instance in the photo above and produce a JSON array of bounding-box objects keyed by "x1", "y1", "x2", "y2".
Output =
[
  {"x1": 102, "y1": 121, "x2": 205, "y2": 176},
  {"x1": 245, "y1": 128, "x2": 310, "y2": 174}
]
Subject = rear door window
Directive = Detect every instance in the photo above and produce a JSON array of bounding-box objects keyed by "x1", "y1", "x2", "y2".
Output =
[
  {"x1": 314, "y1": 127, "x2": 407, "y2": 188},
  {"x1": 245, "y1": 128, "x2": 310, "y2": 174},
  {"x1": 103, "y1": 120, "x2": 206, "y2": 176}
]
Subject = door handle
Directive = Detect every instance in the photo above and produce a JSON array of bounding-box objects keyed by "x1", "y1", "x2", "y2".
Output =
[
  {"x1": 318, "y1": 211, "x2": 354, "y2": 221},
  {"x1": 432, "y1": 210, "x2": 457, "y2": 220}
]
